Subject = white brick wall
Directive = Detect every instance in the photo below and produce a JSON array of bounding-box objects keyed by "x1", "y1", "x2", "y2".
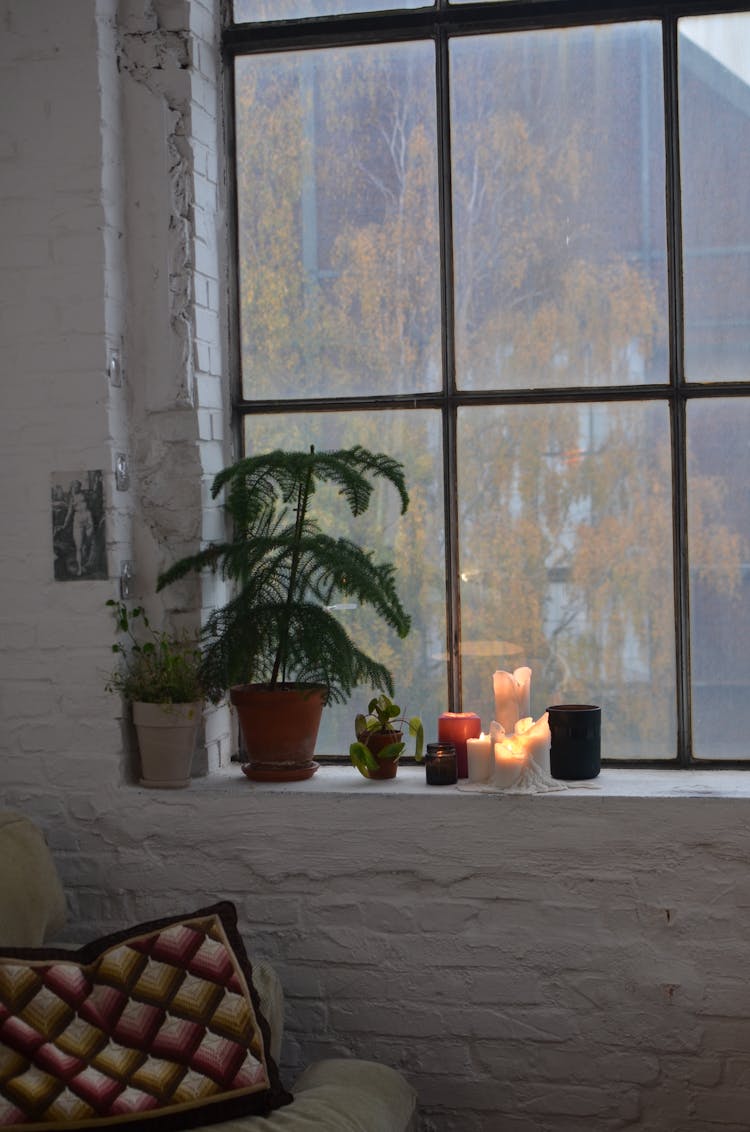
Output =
[
  {"x1": 0, "y1": 0, "x2": 231, "y2": 780},
  {"x1": 4, "y1": 777, "x2": 750, "y2": 1132},
  {"x1": 2, "y1": 3, "x2": 750, "y2": 1129}
]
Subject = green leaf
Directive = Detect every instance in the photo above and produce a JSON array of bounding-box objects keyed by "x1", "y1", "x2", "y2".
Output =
[
  {"x1": 349, "y1": 741, "x2": 381, "y2": 777},
  {"x1": 373, "y1": 741, "x2": 405, "y2": 761},
  {"x1": 409, "y1": 717, "x2": 425, "y2": 761}
]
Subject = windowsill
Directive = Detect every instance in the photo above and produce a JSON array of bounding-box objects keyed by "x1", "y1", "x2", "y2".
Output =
[{"x1": 185, "y1": 764, "x2": 750, "y2": 798}]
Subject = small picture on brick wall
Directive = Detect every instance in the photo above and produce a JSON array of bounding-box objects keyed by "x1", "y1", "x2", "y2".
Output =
[{"x1": 51, "y1": 470, "x2": 107, "y2": 581}]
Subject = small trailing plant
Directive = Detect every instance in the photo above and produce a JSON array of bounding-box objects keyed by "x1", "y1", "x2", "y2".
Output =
[
  {"x1": 156, "y1": 446, "x2": 412, "y2": 704},
  {"x1": 349, "y1": 692, "x2": 424, "y2": 778},
  {"x1": 105, "y1": 599, "x2": 203, "y2": 705}
]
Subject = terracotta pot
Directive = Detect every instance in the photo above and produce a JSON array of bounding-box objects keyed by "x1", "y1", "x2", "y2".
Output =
[
  {"x1": 358, "y1": 729, "x2": 403, "y2": 780},
  {"x1": 231, "y1": 683, "x2": 326, "y2": 782},
  {"x1": 132, "y1": 701, "x2": 202, "y2": 789}
]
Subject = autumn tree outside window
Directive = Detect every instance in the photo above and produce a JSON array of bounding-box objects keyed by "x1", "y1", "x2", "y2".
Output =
[{"x1": 226, "y1": 1, "x2": 750, "y2": 765}]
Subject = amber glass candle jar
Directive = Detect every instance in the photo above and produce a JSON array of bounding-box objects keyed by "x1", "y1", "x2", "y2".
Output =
[{"x1": 424, "y1": 742, "x2": 458, "y2": 786}]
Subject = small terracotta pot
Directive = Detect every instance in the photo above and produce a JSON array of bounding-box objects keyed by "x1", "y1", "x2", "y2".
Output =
[
  {"x1": 358, "y1": 730, "x2": 403, "y2": 780},
  {"x1": 232, "y1": 683, "x2": 326, "y2": 782}
]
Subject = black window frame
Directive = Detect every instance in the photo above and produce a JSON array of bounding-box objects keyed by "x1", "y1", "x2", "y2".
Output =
[{"x1": 223, "y1": 0, "x2": 750, "y2": 768}]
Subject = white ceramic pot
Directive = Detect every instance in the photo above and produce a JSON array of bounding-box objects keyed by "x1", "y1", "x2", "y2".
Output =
[{"x1": 132, "y1": 701, "x2": 202, "y2": 788}]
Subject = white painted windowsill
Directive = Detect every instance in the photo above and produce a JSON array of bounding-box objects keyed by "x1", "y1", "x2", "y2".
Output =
[{"x1": 186, "y1": 764, "x2": 750, "y2": 799}]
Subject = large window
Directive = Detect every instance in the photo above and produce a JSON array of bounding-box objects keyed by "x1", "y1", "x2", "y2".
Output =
[{"x1": 227, "y1": 2, "x2": 750, "y2": 764}]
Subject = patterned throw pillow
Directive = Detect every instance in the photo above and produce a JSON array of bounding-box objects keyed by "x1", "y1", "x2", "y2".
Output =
[{"x1": 0, "y1": 902, "x2": 292, "y2": 1130}]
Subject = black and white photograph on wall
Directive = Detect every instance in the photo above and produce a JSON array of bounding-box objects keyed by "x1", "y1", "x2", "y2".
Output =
[{"x1": 51, "y1": 470, "x2": 107, "y2": 581}]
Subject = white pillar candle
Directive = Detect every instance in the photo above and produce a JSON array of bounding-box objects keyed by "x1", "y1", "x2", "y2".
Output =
[
  {"x1": 492, "y1": 736, "x2": 527, "y2": 789},
  {"x1": 492, "y1": 667, "x2": 532, "y2": 734},
  {"x1": 466, "y1": 733, "x2": 492, "y2": 783},
  {"x1": 513, "y1": 712, "x2": 551, "y2": 774}
]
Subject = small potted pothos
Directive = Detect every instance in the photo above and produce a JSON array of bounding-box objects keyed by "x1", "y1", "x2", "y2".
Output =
[
  {"x1": 349, "y1": 693, "x2": 424, "y2": 780},
  {"x1": 106, "y1": 600, "x2": 203, "y2": 788}
]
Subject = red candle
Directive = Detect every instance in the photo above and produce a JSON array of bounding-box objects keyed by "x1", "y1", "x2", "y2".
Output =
[{"x1": 437, "y1": 712, "x2": 482, "y2": 779}]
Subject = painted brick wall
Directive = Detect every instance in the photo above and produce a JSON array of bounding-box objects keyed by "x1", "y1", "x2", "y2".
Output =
[
  {"x1": 6, "y1": 780, "x2": 750, "y2": 1132},
  {"x1": 0, "y1": 0, "x2": 231, "y2": 786},
  {"x1": 0, "y1": 0, "x2": 124, "y2": 794},
  {"x1": 2, "y1": 3, "x2": 750, "y2": 1130}
]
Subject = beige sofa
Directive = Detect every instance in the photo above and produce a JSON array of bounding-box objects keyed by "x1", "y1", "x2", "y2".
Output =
[{"x1": 0, "y1": 810, "x2": 417, "y2": 1132}]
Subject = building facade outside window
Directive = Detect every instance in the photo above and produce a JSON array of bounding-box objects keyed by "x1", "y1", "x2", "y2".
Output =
[{"x1": 225, "y1": 1, "x2": 750, "y2": 765}]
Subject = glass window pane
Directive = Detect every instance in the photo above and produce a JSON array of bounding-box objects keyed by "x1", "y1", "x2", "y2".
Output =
[
  {"x1": 451, "y1": 23, "x2": 668, "y2": 391},
  {"x1": 688, "y1": 399, "x2": 750, "y2": 759},
  {"x1": 457, "y1": 402, "x2": 676, "y2": 758},
  {"x1": 234, "y1": 0, "x2": 428, "y2": 19},
  {"x1": 243, "y1": 411, "x2": 447, "y2": 754},
  {"x1": 235, "y1": 43, "x2": 440, "y2": 400},
  {"x1": 679, "y1": 15, "x2": 750, "y2": 382}
]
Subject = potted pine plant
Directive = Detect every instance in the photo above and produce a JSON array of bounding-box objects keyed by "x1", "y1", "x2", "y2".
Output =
[
  {"x1": 156, "y1": 446, "x2": 413, "y2": 781},
  {"x1": 106, "y1": 600, "x2": 203, "y2": 788},
  {"x1": 349, "y1": 693, "x2": 424, "y2": 780}
]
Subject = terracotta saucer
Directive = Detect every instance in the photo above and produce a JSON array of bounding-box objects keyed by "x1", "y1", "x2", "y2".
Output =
[{"x1": 241, "y1": 761, "x2": 320, "y2": 783}]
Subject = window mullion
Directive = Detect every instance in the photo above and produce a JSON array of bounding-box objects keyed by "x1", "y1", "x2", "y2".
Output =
[
  {"x1": 663, "y1": 12, "x2": 693, "y2": 764},
  {"x1": 436, "y1": 25, "x2": 462, "y2": 711}
]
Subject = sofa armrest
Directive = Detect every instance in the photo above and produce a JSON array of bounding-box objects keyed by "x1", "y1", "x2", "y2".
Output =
[
  {"x1": 0, "y1": 811, "x2": 67, "y2": 947},
  {"x1": 188, "y1": 1059, "x2": 417, "y2": 1132},
  {"x1": 250, "y1": 956, "x2": 284, "y2": 1066}
]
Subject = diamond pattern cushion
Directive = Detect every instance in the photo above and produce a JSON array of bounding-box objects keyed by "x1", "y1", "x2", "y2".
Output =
[{"x1": 0, "y1": 902, "x2": 292, "y2": 1130}]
